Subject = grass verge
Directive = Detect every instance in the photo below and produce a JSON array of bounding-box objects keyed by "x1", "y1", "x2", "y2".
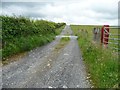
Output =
[
  {"x1": 71, "y1": 25, "x2": 119, "y2": 88},
  {"x1": 2, "y1": 34, "x2": 55, "y2": 65},
  {"x1": 54, "y1": 37, "x2": 70, "y2": 51}
]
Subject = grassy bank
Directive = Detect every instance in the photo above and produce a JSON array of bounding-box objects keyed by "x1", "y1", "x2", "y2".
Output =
[
  {"x1": 54, "y1": 37, "x2": 70, "y2": 52},
  {"x1": 71, "y1": 25, "x2": 118, "y2": 88},
  {"x1": 1, "y1": 15, "x2": 66, "y2": 61}
]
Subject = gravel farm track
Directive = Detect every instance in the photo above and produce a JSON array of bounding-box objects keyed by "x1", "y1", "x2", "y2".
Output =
[{"x1": 2, "y1": 25, "x2": 91, "y2": 88}]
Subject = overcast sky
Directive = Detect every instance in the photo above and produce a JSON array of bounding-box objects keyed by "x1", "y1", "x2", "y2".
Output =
[{"x1": 1, "y1": 0, "x2": 119, "y2": 25}]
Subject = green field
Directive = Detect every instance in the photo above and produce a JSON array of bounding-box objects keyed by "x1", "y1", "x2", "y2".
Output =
[
  {"x1": 71, "y1": 25, "x2": 119, "y2": 88},
  {"x1": 70, "y1": 25, "x2": 102, "y2": 40},
  {"x1": 70, "y1": 25, "x2": 119, "y2": 51}
]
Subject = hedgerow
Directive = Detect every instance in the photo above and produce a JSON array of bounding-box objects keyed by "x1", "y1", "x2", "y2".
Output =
[{"x1": 1, "y1": 15, "x2": 66, "y2": 60}]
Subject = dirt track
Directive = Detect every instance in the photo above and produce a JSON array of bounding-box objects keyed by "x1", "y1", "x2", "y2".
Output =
[{"x1": 2, "y1": 25, "x2": 91, "y2": 88}]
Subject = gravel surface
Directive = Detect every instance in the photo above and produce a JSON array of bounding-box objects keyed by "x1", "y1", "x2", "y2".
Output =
[{"x1": 2, "y1": 25, "x2": 91, "y2": 88}]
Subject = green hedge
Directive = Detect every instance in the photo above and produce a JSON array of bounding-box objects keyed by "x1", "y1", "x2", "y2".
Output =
[{"x1": 1, "y1": 15, "x2": 66, "y2": 60}]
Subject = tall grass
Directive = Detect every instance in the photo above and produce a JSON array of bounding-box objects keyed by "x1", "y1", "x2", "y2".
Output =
[
  {"x1": 71, "y1": 25, "x2": 118, "y2": 88},
  {"x1": 1, "y1": 15, "x2": 66, "y2": 60}
]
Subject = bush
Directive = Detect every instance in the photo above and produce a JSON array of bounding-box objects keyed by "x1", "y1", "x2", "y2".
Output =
[{"x1": 1, "y1": 15, "x2": 65, "y2": 60}]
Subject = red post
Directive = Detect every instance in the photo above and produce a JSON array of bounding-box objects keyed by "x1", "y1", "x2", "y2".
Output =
[{"x1": 101, "y1": 25, "x2": 109, "y2": 47}]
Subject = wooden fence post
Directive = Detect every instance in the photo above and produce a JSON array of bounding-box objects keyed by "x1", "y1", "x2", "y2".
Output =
[{"x1": 93, "y1": 27, "x2": 100, "y2": 42}]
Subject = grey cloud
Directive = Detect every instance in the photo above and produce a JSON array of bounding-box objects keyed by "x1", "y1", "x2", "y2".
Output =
[
  {"x1": 23, "y1": 11, "x2": 45, "y2": 18},
  {"x1": 95, "y1": 12, "x2": 117, "y2": 20},
  {"x1": 1, "y1": 0, "x2": 118, "y2": 25},
  {"x1": 87, "y1": 0, "x2": 117, "y2": 19},
  {"x1": 93, "y1": 7, "x2": 117, "y2": 15},
  {"x1": 91, "y1": 3, "x2": 117, "y2": 19},
  {"x1": 2, "y1": 2, "x2": 52, "y2": 8},
  {"x1": 1, "y1": 2, "x2": 52, "y2": 18}
]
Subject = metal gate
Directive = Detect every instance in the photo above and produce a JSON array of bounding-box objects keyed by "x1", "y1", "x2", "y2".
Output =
[{"x1": 102, "y1": 26, "x2": 120, "y2": 52}]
